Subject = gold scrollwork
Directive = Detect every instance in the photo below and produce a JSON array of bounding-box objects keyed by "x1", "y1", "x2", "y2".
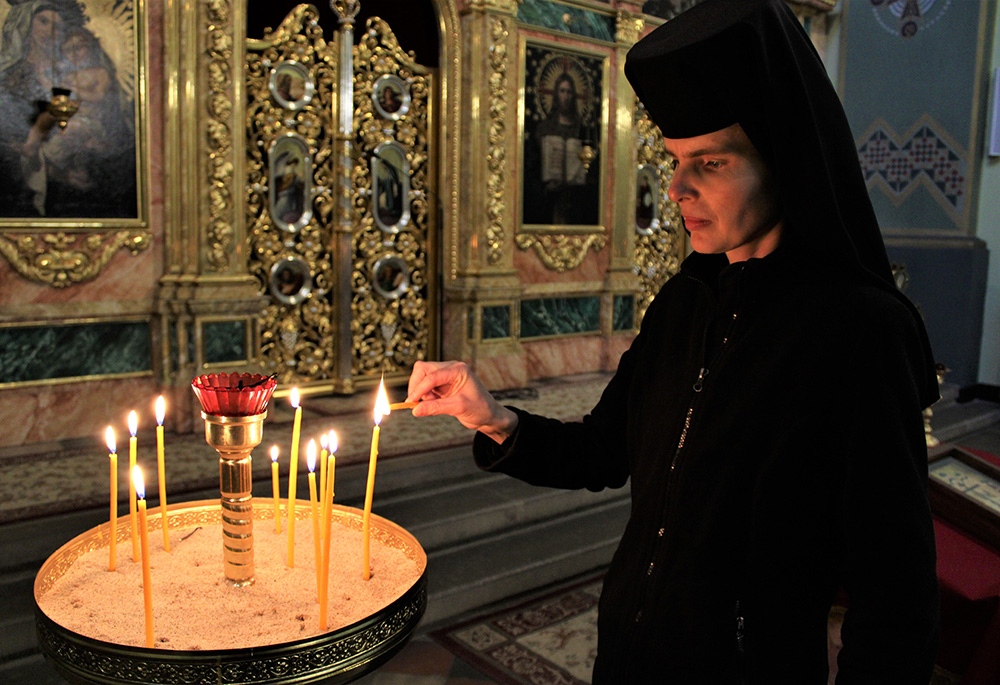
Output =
[
  {"x1": 514, "y1": 232, "x2": 607, "y2": 272},
  {"x1": 633, "y1": 103, "x2": 684, "y2": 321},
  {"x1": 351, "y1": 18, "x2": 433, "y2": 379},
  {"x1": 486, "y1": 15, "x2": 509, "y2": 265},
  {"x1": 247, "y1": 6, "x2": 339, "y2": 385},
  {"x1": 205, "y1": 1, "x2": 236, "y2": 271},
  {"x1": 616, "y1": 10, "x2": 645, "y2": 46},
  {"x1": 0, "y1": 231, "x2": 151, "y2": 288}
]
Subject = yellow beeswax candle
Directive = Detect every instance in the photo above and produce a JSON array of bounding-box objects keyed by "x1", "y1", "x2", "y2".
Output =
[
  {"x1": 318, "y1": 432, "x2": 328, "y2": 536},
  {"x1": 154, "y1": 396, "x2": 170, "y2": 553},
  {"x1": 287, "y1": 388, "x2": 302, "y2": 567},
  {"x1": 270, "y1": 445, "x2": 281, "y2": 533},
  {"x1": 128, "y1": 411, "x2": 139, "y2": 563},
  {"x1": 306, "y1": 441, "x2": 321, "y2": 600},
  {"x1": 106, "y1": 427, "x2": 117, "y2": 572},
  {"x1": 133, "y1": 466, "x2": 154, "y2": 648},
  {"x1": 363, "y1": 379, "x2": 390, "y2": 581},
  {"x1": 319, "y1": 430, "x2": 337, "y2": 630},
  {"x1": 321, "y1": 429, "x2": 335, "y2": 540}
]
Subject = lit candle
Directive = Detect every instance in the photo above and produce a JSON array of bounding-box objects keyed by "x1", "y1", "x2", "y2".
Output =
[
  {"x1": 320, "y1": 430, "x2": 337, "y2": 630},
  {"x1": 318, "y1": 432, "x2": 328, "y2": 537},
  {"x1": 306, "y1": 440, "x2": 321, "y2": 600},
  {"x1": 287, "y1": 388, "x2": 302, "y2": 567},
  {"x1": 363, "y1": 378, "x2": 390, "y2": 580},
  {"x1": 133, "y1": 466, "x2": 154, "y2": 648},
  {"x1": 154, "y1": 396, "x2": 170, "y2": 553},
  {"x1": 270, "y1": 446, "x2": 281, "y2": 533},
  {"x1": 128, "y1": 410, "x2": 139, "y2": 563},
  {"x1": 106, "y1": 427, "x2": 117, "y2": 572},
  {"x1": 388, "y1": 401, "x2": 419, "y2": 410}
]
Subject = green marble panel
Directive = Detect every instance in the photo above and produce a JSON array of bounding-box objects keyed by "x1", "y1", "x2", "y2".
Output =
[
  {"x1": 518, "y1": 0, "x2": 615, "y2": 42},
  {"x1": 482, "y1": 305, "x2": 512, "y2": 340},
  {"x1": 521, "y1": 296, "x2": 600, "y2": 339},
  {"x1": 0, "y1": 321, "x2": 151, "y2": 384},
  {"x1": 203, "y1": 320, "x2": 247, "y2": 365},
  {"x1": 613, "y1": 294, "x2": 635, "y2": 331}
]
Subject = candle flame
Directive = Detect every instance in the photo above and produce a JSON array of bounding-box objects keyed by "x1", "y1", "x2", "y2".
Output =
[
  {"x1": 306, "y1": 439, "x2": 316, "y2": 472},
  {"x1": 270, "y1": 445, "x2": 279, "y2": 463},
  {"x1": 320, "y1": 432, "x2": 328, "y2": 449},
  {"x1": 328, "y1": 429, "x2": 338, "y2": 453},
  {"x1": 128, "y1": 410, "x2": 138, "y2": 437},
  {"x1": 105, "y1": 426, "x2": 117, "y2": 454},
  {"x1": 155, "y1": 396, "x2": 165, "y2": 426},
  {"x1": 132, "y1": 465, "x2": 145, "y2": 500},
  {"x1": 374, "y1": 377, "x2": 390, "y2": 426},
  {"x1": 290, "y1": 387, "x2": 300, "y2": 409}
]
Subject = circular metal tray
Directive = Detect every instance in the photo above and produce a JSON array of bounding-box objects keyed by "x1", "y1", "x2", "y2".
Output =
[{"x1": 34, "y1": 500, "x2": 426, "y2": 684}]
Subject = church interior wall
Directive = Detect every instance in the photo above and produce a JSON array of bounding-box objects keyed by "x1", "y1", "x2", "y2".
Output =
[{"x1": 0, "y1": 0, "x2": 993, "y2": 455}]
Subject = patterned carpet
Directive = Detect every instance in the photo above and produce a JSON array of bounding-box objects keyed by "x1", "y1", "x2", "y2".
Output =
[
  {"x1": 0, "y1": 373, "x2": 612, "y2": 524},
  {"x1": 433, "y1": 575, "x2": 603, "y2": 685}
]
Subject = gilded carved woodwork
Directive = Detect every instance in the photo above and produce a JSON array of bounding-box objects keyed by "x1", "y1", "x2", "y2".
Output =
[
  {"x1": 633, "y1": 103, "x2": 684, "y2": 321},
  {"x1": 486, "y1": 15, "x2": 509, "y2": 266},
  {"x1": 514, "y1": 231, "x2": 608, "y2": 272},
  {"x1": 205, "y1": 0, "x2": 237, "y2": 271},
  {"x1": 246, "y1": 6, "x2": 339, "y2": 384},
  {"x1": 352, "y1": 18, "x2": 433, "y2": 378},
  {"x1": 0, "y1": 231, "x2": 151, "y2": 288}
]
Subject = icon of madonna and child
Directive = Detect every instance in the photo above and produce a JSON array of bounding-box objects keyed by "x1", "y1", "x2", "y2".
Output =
[{"x1": 0, "y1": 0, "x2": 137, "y2": 219}]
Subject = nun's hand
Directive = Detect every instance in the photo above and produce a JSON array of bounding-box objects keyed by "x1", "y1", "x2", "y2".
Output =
[{"x1": 406, "y1": 361, "x2": 518, "y2": 444}]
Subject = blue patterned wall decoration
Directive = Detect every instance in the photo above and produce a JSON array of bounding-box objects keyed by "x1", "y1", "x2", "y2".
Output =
[
  {"x1": 856, "y1": 116, "x2": 967, "y2": 222},
  {"x1": 0, "y1": 321, "x2": 151, "y2": 385}
]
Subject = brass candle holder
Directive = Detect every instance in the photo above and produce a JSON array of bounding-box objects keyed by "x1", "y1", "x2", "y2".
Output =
[
  {"x1": 191, "y1": 372, "x2": 277, "y2": 587},
  {"x1": 202, "y1": 411, "x2": 265, "y2": 586}
]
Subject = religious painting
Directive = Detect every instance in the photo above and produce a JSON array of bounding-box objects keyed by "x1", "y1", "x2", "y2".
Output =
[
  {"x1": 269, "y1": 60, "x2": 313, "y2": 110},
  {"x1": 0, "y1": 0, "x2": 144, "y2": 221},
  {"x1": 372, "y1": 255, "x2": 409, "y2": 299},
  {"x1": 521, "y1": 42, "x2": 605, "y2": 228},
  {"x1": 635, "y1": 164, "x2": 659, "y2": 234},
  {"x1": 268, "y1": 133, "x2": 312, "y2": 233},
  {"x1": 372, "y1": 73, "x2": 409, "y2": 120},
  {"x1": 269, "y1": 256, "x2": 312, "y2": 305},
  {"x1": 370, "y1": 141, "x2": 409, "y2": 232}
]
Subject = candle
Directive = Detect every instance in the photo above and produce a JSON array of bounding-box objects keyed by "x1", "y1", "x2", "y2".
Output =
[
  {"x1": 363, "y1": 379, "x2": 390, "y2": 580},
  {"x1": 388, "y1": 401, "x2": 419, "y2": 410},
  {"x1": 320, "y1": 430, "x2": 337, "y2": 630},
  {"x1": 154, "y1": 396, "x2": 170, "y2": 553},
  {"x1": 106, "y1": 427, "x2": 118, "y2": 572},
  {"x1": 133, "y1": 466, "x2": 154, "y2": 648},
  {"x1": 321, "y1": 429, "x2": 335, "y2": 542},
  {"x1": 128, "y1": 410, "x2": 139, "y2": 563},
  {"x1": 270, "y1": 446, "x2": 281, "y2": 533},
  {"x1": 306, "y1": 440, "x2": 321, "y2": 600},
  {"x1": 318, "y1": 432, "x2": 328, "y2": 536},
  {"x1": 287, "y1": 388, "x2": 302, "y2": 567}
]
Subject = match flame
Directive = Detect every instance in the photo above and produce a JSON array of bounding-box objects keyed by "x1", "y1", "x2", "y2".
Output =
[
  {"x1": 270, "y1": 445, "x2": 279, "y2": 463},
  {"x1": 290, "y1": 387, "x2": 300, "y2": 409},
  {"x1": 128, "y1": 410, "x2": 138, "y2": 437},
  {"x1": 373, "y1": 377, "x2": 390, "y2": 426},
  {"x1": 306, "y1": 439, "x2": 316, "y2": 472},
  {"x1": 105, "y1": 426, "x2": 117, "y2": 454},
  {"x1": 155, "y1": 396, "x2": 165, "y2": 426},
  {"x1": 132, "y1": 465, "x2": 145, "y2": 500},
  {"x1": 328, "y1": 429, "x2": 338, "y2": 454}
]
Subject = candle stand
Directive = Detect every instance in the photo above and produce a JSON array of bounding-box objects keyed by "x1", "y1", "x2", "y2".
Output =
[{"x1": 202, "y1": 411, "x2": 265, "y2": 586}]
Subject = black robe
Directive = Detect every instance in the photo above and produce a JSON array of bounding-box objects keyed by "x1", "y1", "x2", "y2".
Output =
[{"x1": 474, "y1": 249, "x2": 939, "y2": 683}]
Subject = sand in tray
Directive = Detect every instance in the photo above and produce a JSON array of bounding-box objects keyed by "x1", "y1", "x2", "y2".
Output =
[{"x1": 37, "y1": 512, "x2": 422, "y2": 650}]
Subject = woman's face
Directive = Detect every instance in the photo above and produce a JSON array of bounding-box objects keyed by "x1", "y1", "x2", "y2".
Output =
[{"x1": 31, "y1": 10, "x2": 63, "y2": 49}]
